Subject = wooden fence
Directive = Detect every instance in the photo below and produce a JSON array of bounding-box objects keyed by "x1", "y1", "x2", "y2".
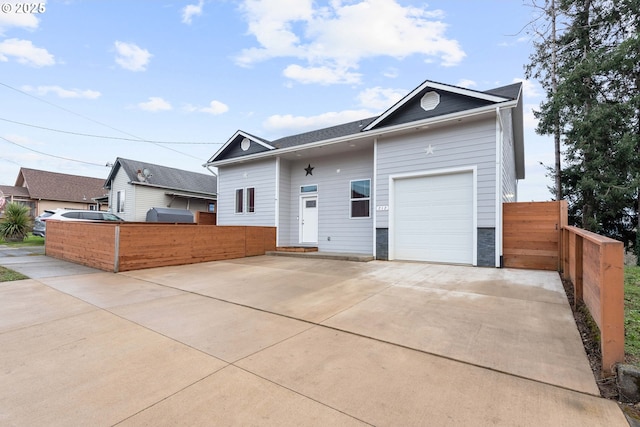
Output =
[
  {"x1": 45, "y1": 221, "x2": 275, "y2": 272},
  {"x1": 562, "y1": 226, "x2": 625, "y2": 375},
  {"x1": 502, "y1": 201, "x2": 567, "y2": 270}
]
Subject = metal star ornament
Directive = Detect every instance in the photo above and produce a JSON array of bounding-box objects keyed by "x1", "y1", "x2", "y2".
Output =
[{"x1": 304, "y1": 164, "x2": 314, "y2": 176}]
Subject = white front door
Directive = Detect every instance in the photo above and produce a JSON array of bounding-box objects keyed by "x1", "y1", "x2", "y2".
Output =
[{"x1": 300, "y1": 195, "x2": 318, "y2": 243}]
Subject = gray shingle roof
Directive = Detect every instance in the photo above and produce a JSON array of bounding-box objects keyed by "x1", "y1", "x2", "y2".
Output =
[
  {"x1": 105, "y1": 158, "x2": 217, "y2": 195},
  {"x1": 270, "y1": 116, "x2": 378, "y2": 150}
]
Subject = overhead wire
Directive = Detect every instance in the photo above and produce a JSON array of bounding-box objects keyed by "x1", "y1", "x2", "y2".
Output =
[
  {"x1": 0, "y1": 136, "x2": 105, "y2": 167},
  {"x1": 0, "y1": 81, "x2": 212, "y2": 160},
  {"x1": 0, "y1": 117, "x2": 220, "y2": 145}
]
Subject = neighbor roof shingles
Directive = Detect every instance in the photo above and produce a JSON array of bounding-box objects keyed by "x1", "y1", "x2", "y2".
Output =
[{"x1": 16, "y1": 168, "x2": 107, "y2": 203}]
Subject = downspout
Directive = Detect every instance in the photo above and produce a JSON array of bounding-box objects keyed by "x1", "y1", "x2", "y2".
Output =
[
  {"x1": 373, "y1": 137, "x2": 378, "y2": 259},
  {"x1": 496, "y1": 107, "x2": 504, "y2": 268},
  {"x1": 275, "y1": 157, "x2": 280, "y2": 247}
]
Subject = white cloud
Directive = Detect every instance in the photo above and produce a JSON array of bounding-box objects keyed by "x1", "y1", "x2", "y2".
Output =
[
  {"x1": 523, "y1": 103, "x2": 540, "y2": 131},
  {"x1": 264, "y1": 109, "x2": 373, "y2": 133},
  {"x1": 22, "y1": 85, "x2": 101, "y2": 99},
  {"x1": 182, "y1": 0, "x2": 204, "y2": 24},
  {"x1": 356, "y1": 86, "x2": 405, "y2": 111},
  {"x1": 236, "y1": 0, "x2": 465, "y2": 85},
  {"x1": 137, "y1": 97, "x2": 172, "y2": 112},
  {"x1": 184, "y1": 100, "x2": 229, "y2": 115},
  {"x1": 514, "y1": 78, "x2": 543, "y2": 99},
  {"x1": 456, "y1": 79, "x2": 477, "y2": 88},
  {"x1": 0, "y1": 38, "x2": 55, "y2": 67},
  {"x1": 283, "y1": 64, "x2": 361, "y2": 85},
  {"x1": 114, "y1": 41, "x2": 152, "y2": 72},
  {"x1": 0, "y1": 1, "x2": 43, "y2": 34}
]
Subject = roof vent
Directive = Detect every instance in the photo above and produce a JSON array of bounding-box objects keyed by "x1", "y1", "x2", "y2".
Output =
[
  {"x1": 240, "y1": 138, "x2": 251, "y2": 151},
  {"x1": 420, "y1": 91, "x2": 440, "y2": 111}
]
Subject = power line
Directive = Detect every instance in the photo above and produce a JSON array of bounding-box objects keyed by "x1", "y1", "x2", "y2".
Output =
[
  {"x1": 0, "y1": 117, "x2": 220, "y2": 145},
  {"x1": 0, "y1": 136, "x2": 105, "y2": 167},
  {"x1": 0, "y1": 82, "x2": 204, "y2": 159}
]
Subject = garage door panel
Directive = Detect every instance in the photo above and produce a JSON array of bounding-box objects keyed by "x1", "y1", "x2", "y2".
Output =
[{"x1": 393, "y1": 172, "x2": 474, "y2": 264}]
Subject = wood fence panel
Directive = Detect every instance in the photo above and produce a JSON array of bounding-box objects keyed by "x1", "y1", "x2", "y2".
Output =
[
  {"x1": 45, "y1": 221, "x2": 116, "y2": 271},
  {"x1": 502, "y1": 201, "x2": 566, "y2": 270},
  {"x1": 46, "y1": 222, "x2": 276, "y2": 273}
]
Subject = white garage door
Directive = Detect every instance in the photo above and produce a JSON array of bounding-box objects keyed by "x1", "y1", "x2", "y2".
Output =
[{"x1": 393, "y1": 172, "x2": 474, "y2": 264}]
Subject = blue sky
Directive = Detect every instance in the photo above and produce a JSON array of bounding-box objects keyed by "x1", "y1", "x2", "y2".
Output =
[{"x1": 1, "y1": 0, "x2": 554, "y2": 201}]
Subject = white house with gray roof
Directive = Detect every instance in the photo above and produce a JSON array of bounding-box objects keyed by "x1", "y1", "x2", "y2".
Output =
[
  {"x1": 105, "y1": 158, "x2": 217, "y2": 222},
  {"x1": 205, "y1": 79, "x2": 524, "y2": 267}
]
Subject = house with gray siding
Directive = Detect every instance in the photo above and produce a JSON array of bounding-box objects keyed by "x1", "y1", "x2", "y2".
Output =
[
  {"x1": 104, "y1": 158, "x2": 217, "y2": 222},
  {"x1": 206, "y1": 79, "x2": 524, "y2": 267}
]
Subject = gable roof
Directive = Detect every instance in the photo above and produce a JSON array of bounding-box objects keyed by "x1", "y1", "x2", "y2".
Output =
[
  {"x1": 12, "y1": 168, "x2": 107, "y2": 203},
  {"x1": 206, "y1": 79, "x2": 524, "y2": 179},
  {"x1": 105, "y1": 158, "x2": 217, "y2": 196}
]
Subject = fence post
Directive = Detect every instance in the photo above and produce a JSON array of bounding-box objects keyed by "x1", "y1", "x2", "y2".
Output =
[
  {"x1": 600, "y1": 241, "x2": 625, "y2": 375},
  {"x1": 573, "y1": 235, "x2": 583, "y2": 308},
  {"x1": 114, "y1": 224, "x2": 120, "y2": 273}
]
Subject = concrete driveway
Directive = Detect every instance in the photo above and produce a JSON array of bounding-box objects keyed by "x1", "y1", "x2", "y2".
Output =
[{"x1": 0, "y1": 251, "x2": 628, "y2": 426}]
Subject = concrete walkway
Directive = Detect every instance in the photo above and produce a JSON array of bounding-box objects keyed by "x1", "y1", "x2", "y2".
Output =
[{"x1": 0, "y1": 250, "x2": 628, "y2": 426}]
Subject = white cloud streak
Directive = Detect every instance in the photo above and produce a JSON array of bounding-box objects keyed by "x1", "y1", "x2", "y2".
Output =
[
  {"x1": 236, "y1": 0, "x2": 465, "y2": 85},
  {"x1": 182, "y1": 0, "x2": 204, "y2": 24},
  {"x1": 0, "y1": 38, "x2": 55, "y2": 67},
  {"x1": 114, "y1": 41, "x2": 152, "y2": 72},
  {"x1": 184, "y1": 100, "x2": 230, "y2": 115},
  {"x1": 22, "y1": 85, "x2": 101, "y2": 99},
  {"x1": 137, "y1": 97, "x2": 172, "y2": 112}
]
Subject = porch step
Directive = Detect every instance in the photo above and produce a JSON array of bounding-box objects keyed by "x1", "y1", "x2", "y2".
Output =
[
  {"x1": 275, "y1": 246, "x2": 319, "y2": 253},
  {"x1": 267, "y1": 250, "x2": 374, "y2": 262}
]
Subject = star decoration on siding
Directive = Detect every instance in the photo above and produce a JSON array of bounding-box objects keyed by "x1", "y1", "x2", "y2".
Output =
[
  {"x1": 425, "y1": 144, "x2": 434, "y2": 155},
  {"x1": 305, "y1": 164, "x2": 314, "y2": 176}
]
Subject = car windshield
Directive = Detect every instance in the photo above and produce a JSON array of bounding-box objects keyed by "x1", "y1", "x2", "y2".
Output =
[{"x1": 103, "y1": 213, "x2": 123, "y2": 221}]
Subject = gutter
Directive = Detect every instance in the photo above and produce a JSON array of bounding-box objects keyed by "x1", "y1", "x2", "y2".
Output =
[{"x1": 206, "y1": 99, "x2": 519, "y2": 168}]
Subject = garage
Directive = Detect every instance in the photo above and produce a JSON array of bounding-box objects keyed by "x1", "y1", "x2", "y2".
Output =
[{"x1": 391, "y1": 171, "x2": 475, "y2": 264}]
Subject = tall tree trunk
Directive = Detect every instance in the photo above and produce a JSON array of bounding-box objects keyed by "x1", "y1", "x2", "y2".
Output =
[{"x1": 551, "y1": 0, "x2": 562, "y2": 202}]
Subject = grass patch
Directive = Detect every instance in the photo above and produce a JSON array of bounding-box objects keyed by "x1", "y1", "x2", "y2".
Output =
[
  {"x1": 0, "y1": 265, "x2": 28, "y2": 282},
  {"x1": 624, "y1": 266, "x2": 640, "y2": 363},
  {"x1": 0, "y1": 234, "x2": 44, "y2": 246}
]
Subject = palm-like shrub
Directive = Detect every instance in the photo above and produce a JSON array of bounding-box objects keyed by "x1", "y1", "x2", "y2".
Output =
[{"x1": 0, "y1": 202, "x2": 31, "y2": 242}]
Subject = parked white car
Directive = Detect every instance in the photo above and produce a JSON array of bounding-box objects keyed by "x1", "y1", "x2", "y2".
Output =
[{"x1": 35, "y1": 209, "x2": 124, "y2": 237}]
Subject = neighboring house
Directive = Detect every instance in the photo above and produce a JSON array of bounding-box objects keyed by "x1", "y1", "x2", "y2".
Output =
[
  {"x1": 205, "y1": 79, "x2": 524, "y2": 267},
  {"x1": 0, "y1": 168, "x2": 108, "y2": 217},
  {"x1": 104, "y1": 158, "x2": 217, "y2": 222}
]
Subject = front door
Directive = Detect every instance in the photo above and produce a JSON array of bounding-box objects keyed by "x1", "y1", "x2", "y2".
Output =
[{"x1": 300, "y1": 195, "x2": 318, "y2": 243}]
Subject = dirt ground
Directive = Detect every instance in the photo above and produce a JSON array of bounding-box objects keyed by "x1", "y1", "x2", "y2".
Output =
[{"x1": 561, "y1": 276, "x2": 640, "y2": 422}]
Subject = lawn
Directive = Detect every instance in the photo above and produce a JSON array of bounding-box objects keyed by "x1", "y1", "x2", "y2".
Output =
[
  {"x1": 625, "y1": 266, "x2": 640, "y2": 363},
  {"x1": 0, "y1": 266, "x2": 28, "y2": 282},
  {"x1": 0, "y1": 234, "x2": 41, "y2": 282},
  {"x1": 0, "y1": 234, "x2": 45, "y2": 246}
]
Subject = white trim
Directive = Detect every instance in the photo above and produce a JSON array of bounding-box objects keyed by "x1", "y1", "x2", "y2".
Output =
[
  {"x1": 496, "y1": 108, "x2": 504, "y2": 268},
  {"x1": 349, "y1": 178, "x2": 371, "y2": 219},
  {"x1": 207, "y1": 102, "x2": 516, "y2": 167},
  {"x1": 372, "y1": 137, "x2": 378, "y2": 258},
  {"x1": 363, "y1": 80, "x2": 510, "y2": 131},
  {"x1": 388, "y1": 166, "x2": 478, "y2": 265},
  {"x1": 299, "y1": 194, "x2": 319, "y2": 244},
  {"x1": 234, "y1": 188, "x2": 244, "y2": 214},
  {"x1": 275, "y1": 158, "x2": 280, "y2": 243},
  {"x1": 207, "y1": 130, "x2": 275, "y2": 163}
]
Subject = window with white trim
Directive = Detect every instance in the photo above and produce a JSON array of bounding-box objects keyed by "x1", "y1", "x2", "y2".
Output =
[
  {"x1": 350, "y1": 179, "x2": 370, "y2": 218},
  {"x1": 116, "y1": 190, "x2": 125, "y2": 213},
  {"x1": 235, "y1": 189, "x2": 243, "y2": 213},
  {"x1": 247, "y1": 187, "x2": 255, "y2": 213},
  {"x1": 235, "y1": 187, "x2": 256, "y2": 214}
]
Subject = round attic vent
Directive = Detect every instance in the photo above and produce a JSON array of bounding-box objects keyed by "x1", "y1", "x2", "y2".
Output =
[
  {"x1": 241, "y1": 138, "x2": 251, "y2": 151},
  {"x1": 420, "y1": 91, "x2": 440, "y2": 111}
]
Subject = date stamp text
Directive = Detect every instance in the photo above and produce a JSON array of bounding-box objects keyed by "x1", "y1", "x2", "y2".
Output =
[{"x1": 1, "y1": 3, "x2": 46, "y2": 14}]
